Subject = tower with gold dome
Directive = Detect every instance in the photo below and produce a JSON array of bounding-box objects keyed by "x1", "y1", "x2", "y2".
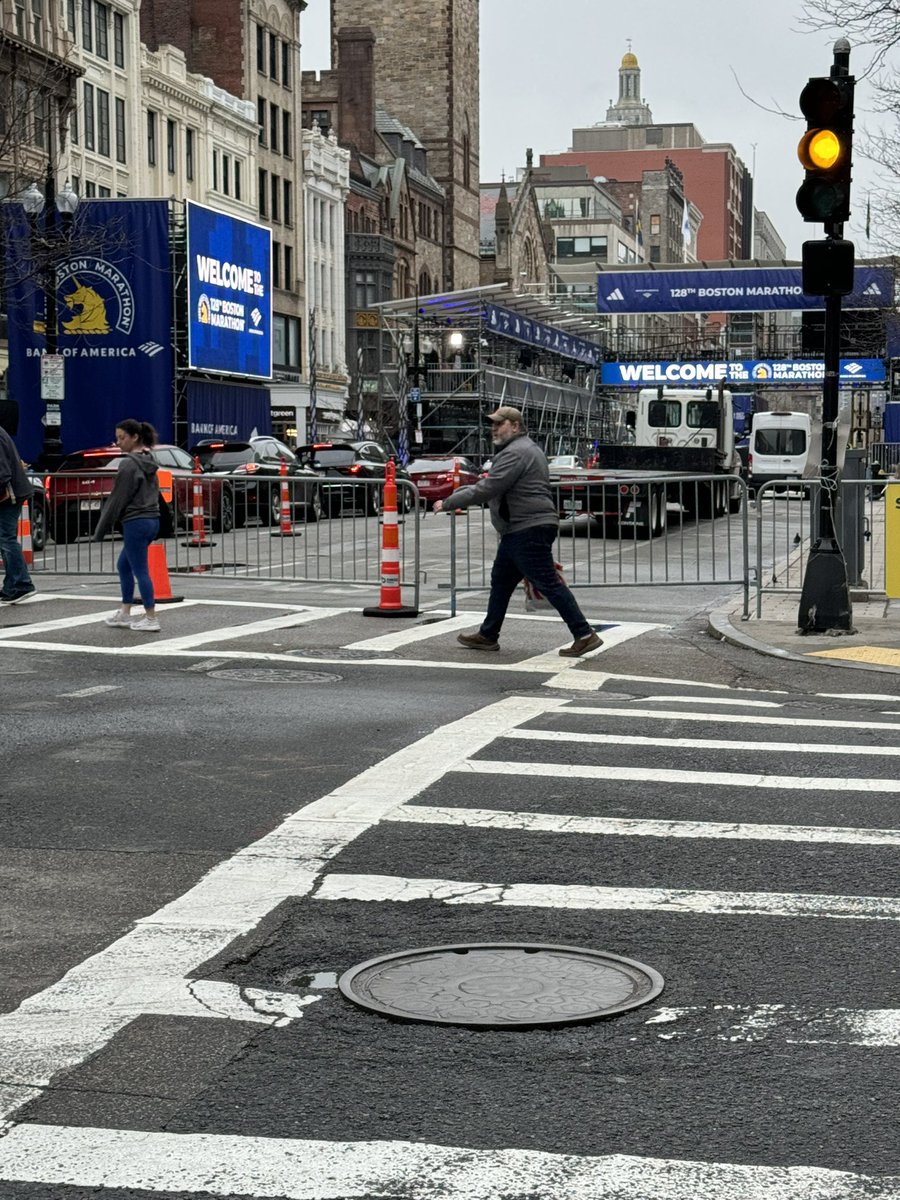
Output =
[{"x1": 605, "y1": 46, "x2": 653, "y2": 125}]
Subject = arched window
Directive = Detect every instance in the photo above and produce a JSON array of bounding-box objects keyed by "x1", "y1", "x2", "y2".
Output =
[{"x1": 418, "y1": 270, "x2": 431, "y2": 297}]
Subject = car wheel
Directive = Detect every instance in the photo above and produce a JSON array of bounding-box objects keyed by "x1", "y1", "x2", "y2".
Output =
[
  {"x1": 50, "y1": 505, "x2": 81, "y2": 544},
  {"x1": 30, "y1": 499, "x2": 47, "y2": 551},
  {"x1": 306, "y1": 487, "x2": 323, "y2": 523},
  {"x1": 368, "y1": 485, "x2": 382, "y2": 516},
  {"x1": 269, "y1": 487, "x2": 283, "y2": 527},
  {"x1": 213, "y1": 485, "x2": 234, "y2": 533}
]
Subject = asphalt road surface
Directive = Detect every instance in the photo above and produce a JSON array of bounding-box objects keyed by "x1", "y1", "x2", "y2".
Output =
[{"x1": 1, "y1": 578, "x2": 898, "y2": 1199}]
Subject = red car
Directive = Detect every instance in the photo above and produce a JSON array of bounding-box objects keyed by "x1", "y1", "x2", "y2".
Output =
[
  {"x1": 407, "y1": 455, "x2": 480, "y2": 509},
  {"x1": 47, "y1": 444, "x2": 237, "y2": 543}
]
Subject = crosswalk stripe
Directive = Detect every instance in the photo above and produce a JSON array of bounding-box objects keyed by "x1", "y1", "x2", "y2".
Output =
[
  {"x1": 315, "y1": 873, "x2": 900, "y2": 921},
  {"x1": 455, "y1": 758, "x2": 900, "y2": 792},
  {"x1": 344, "y1": 613, "x2": 481, "y2": 650},
  {"x1": 388, "y1": 805, "x2": 900, "y2": 846},
  {"x1": 0, "y1": 1126, "x2": 895, "y2": 1200},
  {"x1": 126, "y1": 607, "x2": 347, "y2": 654},
  {"x1": 505, "y1": 727, "x2": 900, "y2": 757},
  {"x1": 645, "y1": 1004, "x2": 900, "y2": 1046},
  {"x1": 563, "y1": 704, "x2": 900, "y2": 732}
]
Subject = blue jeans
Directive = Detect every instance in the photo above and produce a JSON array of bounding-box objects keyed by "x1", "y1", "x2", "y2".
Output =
[
  {"x1": 0, "y1": 501, "x2": 32, "y2": 595},
  {"x1": 481, "y1": 524, "x2": 593, "y2": 642},
  {"x1": 117, "y1": 517, "x2": 159, "y2": 609}
]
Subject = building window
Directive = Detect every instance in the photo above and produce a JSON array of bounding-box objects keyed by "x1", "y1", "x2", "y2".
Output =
[
  {"x1": 256, "y1": 23, "x2": 265, "y2": 72},
  {"x1": 114, "y1": 97, "x2": 126, "y2": 162},
  {"x1": 555, "y1": 235, "x2": 607, "y2": 260},
  {"x1": 272, "y1": 241, "x2": 281, "y2": 289},
  {"x1": 147, "y1": 109, "x2": 156, "y2": 165},
  {"x1": 166, "y1": 118, "x2": 175, "y2": 173},
  {"x1": 70, "y1": 103, "x2": 78, "y2": 146},
  {"x1": 270, "y1": 173, "x2": 279, "y2": 222},
  {"x1": 283, "y1": 179, "x2": 292, "y2": 226},
  {"x1": 284, "y1": 244, "x2": 292, "y2": 291},
  {"x1": 354, "y1": 270, "x2": 377, "y2": 309},
  {"x1": 282, "y1": 40, "x2": 291, "y2": 89},
  {"x1": 234, "y1": 159, "x2": 242, "y2": 200},
  {"x1": 269, "y1": 31, "x2": 278, "y2": 79},
  {"x1": 82, "y1": 0, "x2": 92, "y2": 51},
  {"x1": 650, "y1": 214, "x2": 660, "y2": 235},
  {"x1": 310, "y1": 109, "x2": 330, "y2": 133},
  {"x1": 84, "y1": 180, "x2": 96, "y2": 197},
  {"x1": 649, "y1": 245, "x2": 661, "y2": 263},
  {"x1": 31, "y1": 0, "x2": 43, "y2": 46},
  {"x1": 645, "y1": 127, "x2": 663, "y2": 145},
  {"x1": 258, "y1": 168, "x2": 267, "y2": 217},
  {"x1": 97, "y1": 88, "x2": 110, "y2": 156},
  {"x1": 83, "y1": 81, "x2": 95, "y2": 150},
  {"x1": 95, "y1": 2, "x2": 108, "y2": 58},
  {"x1": 257, "y1": 97, "x2": 266, "y2": 145},
  {"x1": 66, "y1": 0, "x2": 75, "y2": 34},
  {"x1": 282, "y1": 110, "x2": 291, "y2": 157},
  {"x1": 185, "y1": 128, "x2": 194, "y2": 180},
  {"x1": 222, "y1": 154, "x2": 230, "y2": 195},
  {"x1": 270, "y1": 102, "x2": 279, "y2": 153},
  {"x1": 98, "y1": 185, "x2": 110, "y2": 197},
  {"x1": 33, "y1": 92, "x2": 48, "y2": 147},
  {"x1": 113, "y1": 11, "x2": 124, "y2": 67},
  {"x1": 273, "y1": 314, "x2": 300, "y2": 369},
  {"x1": 212, "y1": 148, "x2": 218, "y2": 190}
]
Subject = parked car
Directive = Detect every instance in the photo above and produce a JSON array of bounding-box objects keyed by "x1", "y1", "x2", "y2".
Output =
[
  {"x1": 46, "y1": 444, "x2": 237, "y2": 543},
  {"x1": 25, "y1": 470, "x2": 48, "y2": 551},
  {"x1": 191, "y1": 437, "x2": 323, "y2": 525},
  {"x1": 548, "y1": 454, "x2": 585, "y2": 471},
  {"x1": 295, "y1": 441, "x2": 414, "y2": 515},
  {"x1": 407, "y1": 455, "x2": 480, "y2": 509}
]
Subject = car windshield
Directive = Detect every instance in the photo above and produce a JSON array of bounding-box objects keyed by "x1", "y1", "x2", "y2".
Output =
[
  {"x1": 194, "y1": 447, "x2": 253, "y2": 468},
  {"x1": 59, "y1": 452, "x2": 119, "y2": 470},
  {"x1": 408, "y1": 458, "x2": 456, "y2": 473}
]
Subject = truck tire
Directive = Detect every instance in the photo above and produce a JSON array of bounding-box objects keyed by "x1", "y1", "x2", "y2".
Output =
[{"x1": 728, "y1": 483, "x2": 742, "y2": 515}]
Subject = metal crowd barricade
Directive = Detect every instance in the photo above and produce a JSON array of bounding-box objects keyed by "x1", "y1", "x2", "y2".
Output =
[
  {"x1": 445, "y1": 473, "x2": 750, "y2": 618},
  {"x1": 31, "y1": 471, "x2": 422, "y2": 610},
  {"x1": 753, "y1": 476, "x2": 886, "y2": 616}
]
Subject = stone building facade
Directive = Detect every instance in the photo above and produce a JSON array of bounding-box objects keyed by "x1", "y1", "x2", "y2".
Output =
[{"x1": 329, "y1": 0, "x2": 479, "y2": 291}]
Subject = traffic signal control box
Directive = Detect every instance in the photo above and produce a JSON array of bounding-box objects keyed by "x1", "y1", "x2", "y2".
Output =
[
  {"x1": 802, "y1": 237, "x2": 854, "y2": 297},
  {"x1": 796, "y1": 75, "x2": 854, "y2": 224}
]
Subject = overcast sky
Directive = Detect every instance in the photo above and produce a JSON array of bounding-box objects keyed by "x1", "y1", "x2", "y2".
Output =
[{"x1": 300, "y1": 0, "x2": 880, "y2": 259}]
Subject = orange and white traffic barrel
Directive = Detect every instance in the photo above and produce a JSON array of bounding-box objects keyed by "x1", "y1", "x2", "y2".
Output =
[
  {"x1": 363, "y1": 460, "x2": 418, "y2": 617},
  {"x1": 183, "y1": 457, "x2": 215, "y2": 547},
  {"x1": 270, "y1": 459, "x2": 301, "y2": 537},
  {"x1": 17, "y1": 501, "x2": 33, "y2": 566}
]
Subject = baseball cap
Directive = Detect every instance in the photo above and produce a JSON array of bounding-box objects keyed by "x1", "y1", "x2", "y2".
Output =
[{"x1": 487, "y1": 406, "x2": 523, "y2": 425}]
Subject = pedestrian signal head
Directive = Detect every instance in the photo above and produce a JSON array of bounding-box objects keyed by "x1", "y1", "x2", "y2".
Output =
[{"x1": 796, "y1": 74, "x2": 854, "y2": 224}]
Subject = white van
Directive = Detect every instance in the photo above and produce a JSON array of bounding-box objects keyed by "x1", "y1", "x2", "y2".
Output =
[{"x1": 748, "y1": 410, "x2": 810, "y2": 491}]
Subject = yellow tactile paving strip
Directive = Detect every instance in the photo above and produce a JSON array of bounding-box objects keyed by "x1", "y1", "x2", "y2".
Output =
[{"x1": 808, "y1": 645, "x2": 900, "y2": 666}]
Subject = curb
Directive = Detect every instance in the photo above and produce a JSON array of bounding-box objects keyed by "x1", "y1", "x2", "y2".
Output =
[{"x1": 707, "y1": 608, "x2": 900, "y2": 676}]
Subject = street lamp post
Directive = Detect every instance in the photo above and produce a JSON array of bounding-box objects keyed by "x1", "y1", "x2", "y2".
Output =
[{"x1": 21, "y1": 173, "x2": 79, "y2": 468}]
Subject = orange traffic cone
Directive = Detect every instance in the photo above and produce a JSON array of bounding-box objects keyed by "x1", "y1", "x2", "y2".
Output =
[
  {"x1": 270, "y1": 459, "x2": 302, "y2": 537},
  {"x1": 17, "y1": 501, "x2": 33, "y2": 566},
  {"x1": 183, "y1": 458, "x2": 216, "y2": 547},
  {"x1": 363, "y1": 460, "x2": 418, "y2": 617},
  {"x1": 147, "y1": 542, "x2": 183, "y2": 603}
]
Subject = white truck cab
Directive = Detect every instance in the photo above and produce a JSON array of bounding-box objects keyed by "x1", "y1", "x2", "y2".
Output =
[{"x1": 635, "y1": 387, "x2": 736, "y2": 465}]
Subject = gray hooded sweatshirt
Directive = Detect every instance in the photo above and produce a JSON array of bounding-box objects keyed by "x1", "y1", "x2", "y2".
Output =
[
  {"x1": 94, "y1": 451, "x2": 160, "y2": 539},
  {"x1": 440, "y1": 431, "x2": 558, "y2": 536}
]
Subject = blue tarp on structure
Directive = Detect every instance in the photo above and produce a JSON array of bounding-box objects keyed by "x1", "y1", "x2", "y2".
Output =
[{"x1": 186, "y1": 379, "x2": 271, "y2": 444}]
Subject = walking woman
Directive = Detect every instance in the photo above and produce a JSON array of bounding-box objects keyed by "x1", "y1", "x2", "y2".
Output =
[{"x1": 94, "y1": 419, "x2": 162, "y2": 632}]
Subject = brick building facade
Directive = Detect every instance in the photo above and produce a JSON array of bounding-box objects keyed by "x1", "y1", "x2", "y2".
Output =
[{"x1": 329, "y1": 0, "x2": 479, "y2": 291}]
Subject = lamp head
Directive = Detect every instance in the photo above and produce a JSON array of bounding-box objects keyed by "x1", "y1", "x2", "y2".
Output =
[
  {"x1": 56, "y1": 180, "x2": 80, "y2": 215},
  {"x1": 21, "y1": 181, "x2": 45, "y2": 216}
]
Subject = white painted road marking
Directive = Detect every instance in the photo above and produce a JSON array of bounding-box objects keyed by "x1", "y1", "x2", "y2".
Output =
[
  {"x1": 57, "y1": 685, "x2": 121, "y2": 698},
  {"x1": 0, "y1": 1126, "x2": 896, "y2": 1200},
  {"x1": 315, "y1": 872, "x2": 900, "y2": 921},
  {"x1": 0, "y1": 694, "x2": 564, "y2": 1124},
  {"x1": 126, "y1": 607, "x2": 347, "y2": 654},
  {"x1": 390, "y1": 805, "x2": 900, "y2": 847},
  {"x1": 343, "y1": 613, "x2": 484, "y2": 650},
  {"x1": 646, "y1": 1004, "x2": 900, "y2": 1047},
  {"x1": 504, "y1": 727, "x2": 900, "y2": 757},
  {"x1": 565, "y1": 704, "x2": 900, "y2": 733},
  {"x1": 456, "y1": 757, "x2": 900, "y2": 793}
]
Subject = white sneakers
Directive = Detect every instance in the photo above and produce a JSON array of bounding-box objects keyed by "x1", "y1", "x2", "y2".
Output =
[{"x1": 104, "y1": 610, "x2": 161, "y2": 632}]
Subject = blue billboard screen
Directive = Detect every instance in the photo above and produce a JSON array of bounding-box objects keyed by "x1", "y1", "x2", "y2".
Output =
[{"x1": 187, "y1": 202, "x2": 272, "y2": 379}]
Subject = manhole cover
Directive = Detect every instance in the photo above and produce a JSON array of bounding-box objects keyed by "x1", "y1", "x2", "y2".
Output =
[
  {"x1": 208, "y1": 668, "x2": 341, "y2": 684},
  {"x1": 286, "y1": 647, "x2": 376, "y2": 661},
  {"x1": 339, "y1": 943, "x2": 663, "y2": 1028}
]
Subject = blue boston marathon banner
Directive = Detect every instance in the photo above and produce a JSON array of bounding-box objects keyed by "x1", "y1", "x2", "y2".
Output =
[
  {"x1": 4, "y1": 199, "x2": 174, "y2": 462},
  {"x1": 601, "y1": 359, "x2": 887, "y2": 387},
  {"x1": 483, "y1": 301, "x2": 599, "y2": 366},
  {"x1": 187, "y1": 201, "x2": 272, "y2": 379},
  {"x1": 597, "y1": 266, "x2": 893, "y2": 314}
]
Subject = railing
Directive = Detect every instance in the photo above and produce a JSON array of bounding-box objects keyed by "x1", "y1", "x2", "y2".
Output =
[
  {"x1": 444, "y1": 474, "x2": 750, "y2": 618},
  {"x1": 30, "y1": 472, "x2": 421, "y2": 608}
]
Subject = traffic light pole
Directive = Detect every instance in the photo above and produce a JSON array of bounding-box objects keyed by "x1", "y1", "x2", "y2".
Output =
[{"x1": 797, "y1": 41, "x2": 854, "y2": 634}]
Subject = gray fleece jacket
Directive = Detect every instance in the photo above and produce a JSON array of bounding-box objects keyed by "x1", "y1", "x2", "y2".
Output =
[
  {"x1": 441, "y1": 431, "x2": 558, "y2": 536},
  {"x1": 0, "y1": 427, "x2": 33, "y2": 504},
  {"x1": 94, "y1": 451, "x2": 160, "y2": 539}
]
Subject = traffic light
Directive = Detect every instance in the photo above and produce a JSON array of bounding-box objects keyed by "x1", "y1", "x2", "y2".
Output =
[{"x1": 796, "y1": 74, "x2": 854, "y2": 223}]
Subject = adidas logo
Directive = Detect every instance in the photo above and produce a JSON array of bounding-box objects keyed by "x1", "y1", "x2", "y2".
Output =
[
  {"x1": 844, "y1": 361, "x2": 864, "y2": 375},
  {"x1": 863, "y1": 281, "x2": 882, "y2": 296},
  {"x1": 606, "y1": 287, "x2": 625, "y2": 302},
  {"x1": 139, "y1": 341, "x2": 164, "y2": 357}
]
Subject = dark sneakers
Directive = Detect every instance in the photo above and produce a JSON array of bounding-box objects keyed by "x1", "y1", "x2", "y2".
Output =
[
  {"x1": 0, "y1": 585, "x2": 36, "y2": 605},
  {"x1": 457, "y1": 631, "x2": 500, "y2": 652},
  {"x1": 559, "y1": 631, "x2": 603, "y2": 657}
]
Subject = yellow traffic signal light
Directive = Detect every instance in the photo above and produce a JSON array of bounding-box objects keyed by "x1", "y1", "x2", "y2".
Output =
[{"x1": 796, "y1": 75, "x2": 854, "y2": 224}]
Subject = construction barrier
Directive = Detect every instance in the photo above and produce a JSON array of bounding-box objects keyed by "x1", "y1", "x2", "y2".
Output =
[
  {"x1": 17, "y1": 501, "x2": 32, "y2": 567},
  {"x1": 363, "y1": 460, "x2": 418, "y2": 617},
  {"x1": 183, "y1": 458, "x2": 215, "y2": 547},
  {"x1": 271, "y1": 460, "x2": 301, "y2": 538},
  {"x1": 147, "y1": 542, "x2": 183, "y2": 603}
]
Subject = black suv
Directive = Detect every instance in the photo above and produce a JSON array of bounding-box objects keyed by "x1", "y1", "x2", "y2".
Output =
[
  {"x1": 295, "y1": 441, "x2": 414, "y2": 515},
  {"x1": 191, "y1": 437, "x2": 323, "y2": 525}
]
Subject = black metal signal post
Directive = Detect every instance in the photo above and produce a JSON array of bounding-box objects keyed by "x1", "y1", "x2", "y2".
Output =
[{"x1": 797, "y1": 38, "x2": 855, "y2": 634}]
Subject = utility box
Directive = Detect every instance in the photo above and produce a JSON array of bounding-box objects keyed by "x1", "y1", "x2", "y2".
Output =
[{"x1": 840, "y1": 448, "x2": 867, "y2": 587}]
